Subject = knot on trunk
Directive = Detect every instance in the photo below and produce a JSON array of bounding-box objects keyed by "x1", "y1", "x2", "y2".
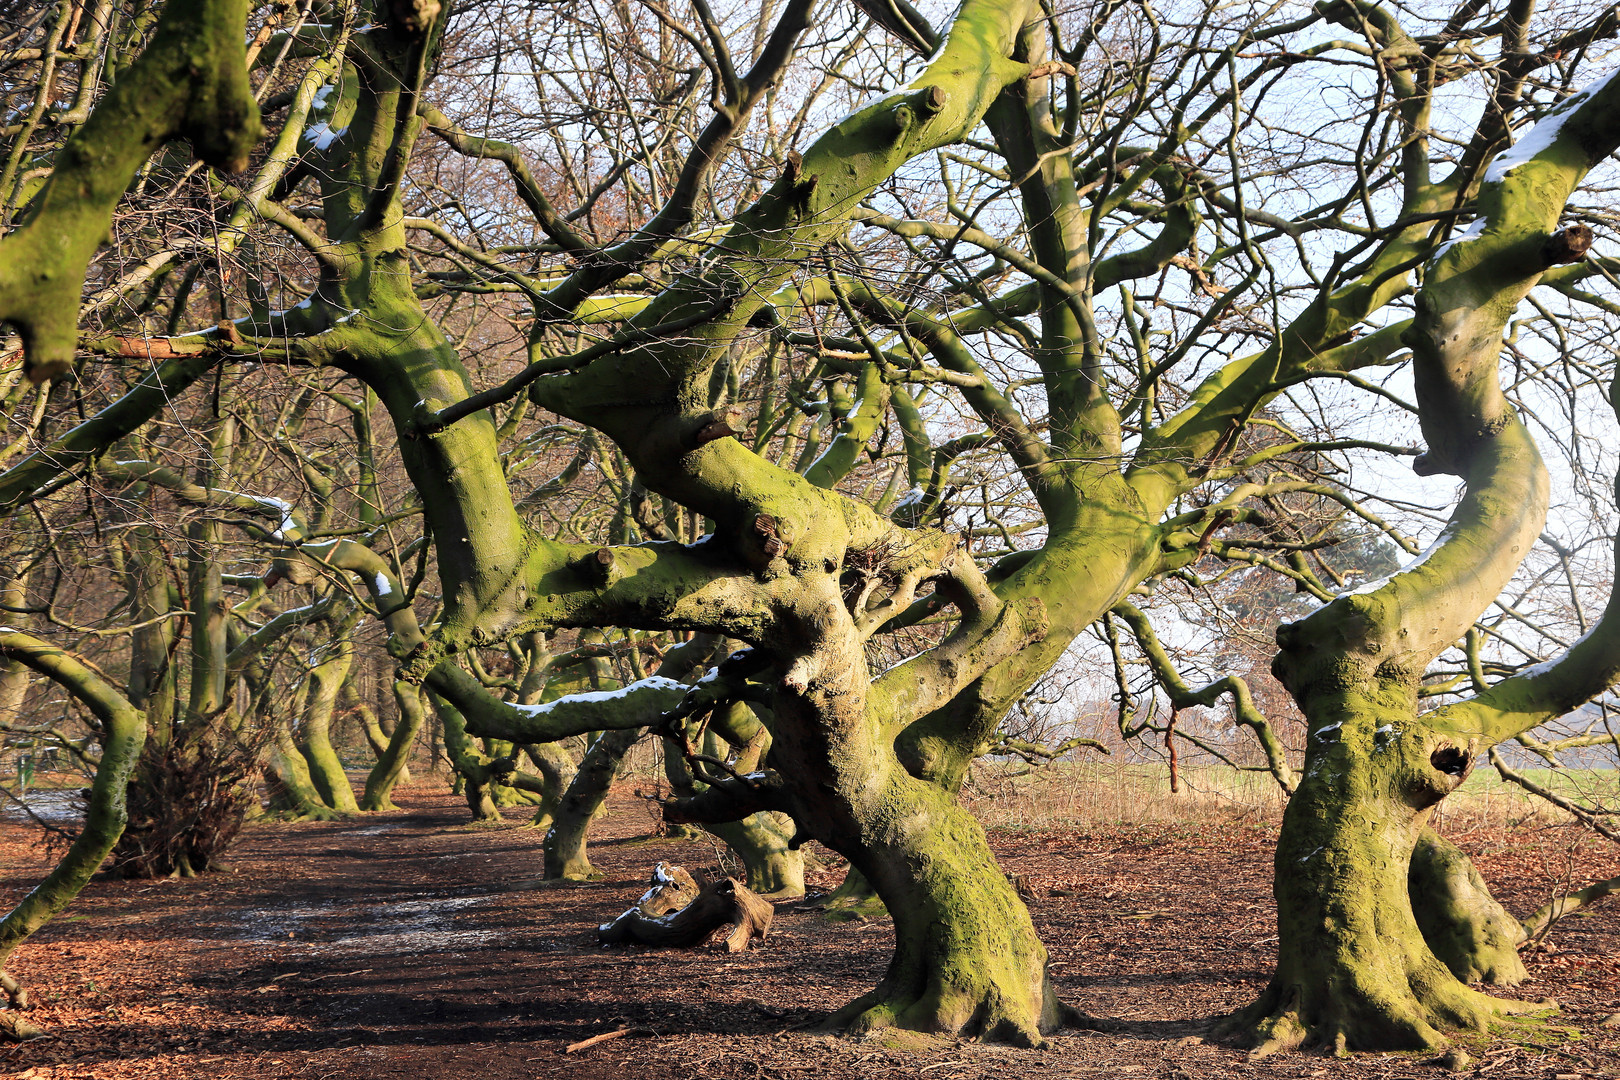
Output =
[{"x1": 778, "y1": 654, "x2": 817, "y2": 694}]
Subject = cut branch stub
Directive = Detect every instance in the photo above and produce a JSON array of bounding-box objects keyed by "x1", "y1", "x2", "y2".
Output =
[
  {"x1": 753, "y1": 514, "x2": 788, "y2": 559},
  {"x1": 1544, "y1": 224, "x2": 1593, "y2": 265},
  {"x1": 691, "y1": 407, "x2": 745, "y2": 448},
  {"x1": 574, "y1": 547, "x2": 616, "y2": 586},
  {"x1": 598, "y1": 870, "x2": 773, "y2": 952}
]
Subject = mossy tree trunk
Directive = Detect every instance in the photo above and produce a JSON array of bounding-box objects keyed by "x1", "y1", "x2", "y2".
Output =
[
  {"x1": 296, "y1": 632, "x2": 361, "y2": 815},
  {"x1": 1226, "y1": 68, "x2": 1620, "y2": 1054},
  {"x1": 360, "y1": 680, "x2": 424, "y2": 811},
  {"x1": 267, "y1": 713, "x2": 346, "y2": 821},
  {"x1": 0, "y1": 552, "x2": 27, "y2": 728},
  {"x1": 521, "y1": 739, "x2": 576, "y2": 832},
  {"x1": 1409, "y1": 830, "x2": 1528, "y2": 986},
  {"x1": 429, "y1": 691, "x2": 503, "y2": 823},
  {"x1": 1225, "y1": 695, "x2": 1541, "y2": 1054},
  {"x1": 118, "y1": 522, "x2": 178, "y2": 736},
  {"x1": 823, "y1": 775, "x2": 1064, "y2": 1042},
  {"x1": 544, "y1": 727, "x2": 637, "y2": 879},
  {"x1": 0, "y1": 634, "x2": 146, "y2": 970}
]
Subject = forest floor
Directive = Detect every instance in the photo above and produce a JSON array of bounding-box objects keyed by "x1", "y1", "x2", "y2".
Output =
[{"x1": 0, "y1": 782, "x2": 1615, "y2": 1080}]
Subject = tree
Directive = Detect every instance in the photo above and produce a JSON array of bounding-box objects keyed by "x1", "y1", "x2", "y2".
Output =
[
  {"x1": 3, "y1": 0, "x2": 1620, "y2": 1053},
  {"x1": 0, "y1": 0, "x2": 260, "y2": 975}
]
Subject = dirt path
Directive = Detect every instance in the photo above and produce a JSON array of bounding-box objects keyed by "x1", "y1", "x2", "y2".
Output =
[{"x1": 0, "y1": 786, "x2": 1615, "y2": 1079}]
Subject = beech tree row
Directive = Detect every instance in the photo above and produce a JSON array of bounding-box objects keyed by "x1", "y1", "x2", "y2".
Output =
[{"x1": 0, "y1": 0, "x2": 1619, "y2": 1056}]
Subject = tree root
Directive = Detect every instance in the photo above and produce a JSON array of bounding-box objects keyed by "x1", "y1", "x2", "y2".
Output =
[
  {"x1": 267, "y1": 805, "x2": 350, "y2": 823},
  {"x1": 813, "y1": 865, "x2": 887, "y2": 922},
  {"x1": 1220, "y1": 980, "x2": 1557, "y2": 1058},
  {"x1": 1410, "y1": 830, "x2": 1528, "y2": 985},
  {"x1": 820, "y1": 968, "x2": 1095, "y2": 1049},
  {"x1": 829, "y1": 991, "x2": 1048, "y2": 1048}
]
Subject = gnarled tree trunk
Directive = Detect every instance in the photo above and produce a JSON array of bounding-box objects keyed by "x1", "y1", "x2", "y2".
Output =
[
  {"x1": 545, "y1": 727, "x2": 637, "y2": 879},
  {"x1": 1222, "y1": 703, "x2": 1539, "y2": 1054},
  {"x1": 521, "y1": 739, "x2": 577, "y2": 832},
  {"x1": 359, "y1": 680, "x2": 422, "y2": 810},
  {"x1": 297, "y1": 637, "x2": 360, "y2": 815},
  {"x1": 1410, "y1": 829, "x2": 1527, "y2": 986},
  {"x1": 823, "y1": 774, "x2": 1067, "y2": 1045}
]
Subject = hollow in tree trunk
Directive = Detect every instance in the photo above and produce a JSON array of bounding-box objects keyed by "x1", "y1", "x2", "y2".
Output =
[{"x1": 1221, "y1": 702, "x2": 1544, "y2": 1055}]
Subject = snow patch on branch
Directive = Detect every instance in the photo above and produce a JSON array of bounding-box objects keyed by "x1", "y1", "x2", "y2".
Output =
[
  {"x1": 507, "y1": 674, "x2": 687, "y2": 716},
  {"x1": 1430, "y1": 217, "x2": 1488, "y2": 265},
  {"x1": 1518, "y1": 626, "x2": 1598, "y2": 680},
  {"x1": 303, "y1": 122, "x2": 348, "y2": 151},
  {"x1": 891, "y1": 486, "x2": 926, "y2": 512},
  {"x1": 1486, "y1": 68, "x2": 1620, "y2": 184},
  {"x1": 1336, "y1": 521, "x2": 1459, "y2": 598}
]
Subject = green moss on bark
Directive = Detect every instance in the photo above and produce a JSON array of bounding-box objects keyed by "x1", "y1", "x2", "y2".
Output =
[
  {"x1": 1410, "y1": 830, "x2": 1528, "y2": 986},
  {"x1": 827, "y1": 775, "x2": 1068, "y2": 1047},
  {"x1": 0, "y1": 0, "x2": 260, "y2": 381}
]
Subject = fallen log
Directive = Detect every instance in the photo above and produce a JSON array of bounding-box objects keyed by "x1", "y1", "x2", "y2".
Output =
[
  {"x1": 599, "y1": 869, "x2": 773, "y2": 952},
  {"x1": 636, "y1": 862, "x2": 702, "y2": 917}
]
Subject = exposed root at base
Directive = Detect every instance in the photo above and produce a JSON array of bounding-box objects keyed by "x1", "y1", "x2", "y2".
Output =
[
  {"x1": 1218, "y1": 986, "x2": 1560, "y2": 1059},
  {"x1": 1057, "y1": 1002, "x2": 1128, "y2": 1033},
  {"x1": 817, "y1": 987, "x2": 1116, "y2": 1049},
  {"x1": 263, "y1": 806, "x2": 350, "y2": 823}
]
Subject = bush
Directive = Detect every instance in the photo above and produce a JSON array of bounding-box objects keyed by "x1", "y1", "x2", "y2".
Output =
[{"x1": 105, "y1": 724, "x2": 262, "y2": 879}]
